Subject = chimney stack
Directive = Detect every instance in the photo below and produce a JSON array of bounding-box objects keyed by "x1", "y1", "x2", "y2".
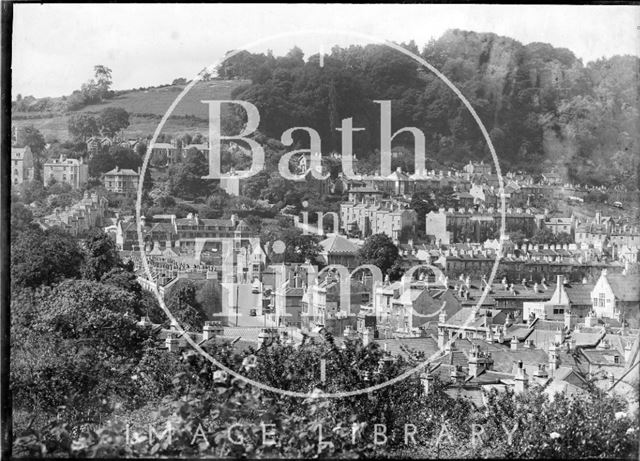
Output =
[
  {"x1": 548, "y1": 343, "x2": 559, "y2": 374},
  {"x1": 165, "y1": 333, "x2": 181, "y2": 352},
  {"x1": 438, "y1": 326, "x2": 449, "y2": 349},
  {"x1": 514, "y1": 360, "x2": 529, "y2": 394}
]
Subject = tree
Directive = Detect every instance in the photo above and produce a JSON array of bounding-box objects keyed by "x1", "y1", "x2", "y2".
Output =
[
  {"x1": 10, "y1": 202, "x2": 34, "y2": 238},
  {"x1": 110, "y1": 145, "x2": 141, "y2": 170},
  {"x1": 165, "y1": 279, "x2": 207, "y2": 330},
  {"x1": 11, "y1": 227, "x2": 84, "y2": 289},
  {"x1": 17, "y1": 179, "x2": 45, "y2": 205},
  {"x1": 555, "y1": 231, "x2": 573, "y2": 245},
  {"x1": 20, "y1": 125, "x2": 46, "y2": 155},
  {"x1": 11, "y1": 280, "x2": 151, "y2": 420},
  {"x1": 94, "y1": 65, "x2": 113, "y2": 96},
  {"x1": 82, "y1": 229, "x2": 121, "y2": 281},
  {"x1": 531, "y1": 227, "x2": 558, "y2": 245},
  {"x1": 358, "y1": 234, "x2": 399, "y2": 276},
  {"x1": 509, "y1": 229, "x2": 528, "y2": 245},
  {"x1": 89, "y1": 150, "x2": 116, "y2": 177},
  {"x1": 98, "y1": 107, "x2": 130, "y2": 138},
  {"x1": 68, "y1": 113, "x2": 99, "y2": 141},
  {"x1": 168, "y1": 148, "x2": 214, "y2": 199},
  {"x1": 135, "y1": 140, "x2": 147, "y2": 157},
  {"x1": 261, "y1": 227, "x2": 321, "y2": 264},
  {"x1": 100, "y1": 267, "x2": 142, "y2": 299},
  {"x1": 411, "y1": 190, "x2": 438, "y2": 233}
]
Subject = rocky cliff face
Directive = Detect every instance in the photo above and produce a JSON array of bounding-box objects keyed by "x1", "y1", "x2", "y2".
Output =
[{"x1": 430, "y1": 30, "x2": 638, "y2": 187}]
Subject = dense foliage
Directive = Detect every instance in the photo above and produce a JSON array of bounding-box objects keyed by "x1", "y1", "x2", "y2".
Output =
[{"x1": 219, "y1": 31, "x2": 639, "y2": 188}]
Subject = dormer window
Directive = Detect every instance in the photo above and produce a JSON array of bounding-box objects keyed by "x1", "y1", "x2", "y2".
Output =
[{"x1": 614, "y1": 355, "x2": 620, "y2": 364}]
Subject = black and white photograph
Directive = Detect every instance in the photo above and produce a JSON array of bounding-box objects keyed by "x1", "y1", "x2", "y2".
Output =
[{"x1": 3, "y1": 3, "x2": 640, "y2": 459}]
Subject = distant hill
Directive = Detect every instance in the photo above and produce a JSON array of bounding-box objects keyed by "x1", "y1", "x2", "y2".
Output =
[
  {"x1": 12, "y1": 79, "x2": 249, "y2": 141},
  {"x1": 11, "y1": 29, "x2": 640, "y2": 189}
]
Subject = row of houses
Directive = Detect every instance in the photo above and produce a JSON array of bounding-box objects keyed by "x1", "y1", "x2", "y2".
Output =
[
  {"x1": 108, "y1": 212, "x2": 259, "y2": 255},
  {"x1": 292, "y1": 253, "x2": 639, "y2": 340},
  {"x1": 36, "y1": 190, "x2": 109, "y2": 236}
]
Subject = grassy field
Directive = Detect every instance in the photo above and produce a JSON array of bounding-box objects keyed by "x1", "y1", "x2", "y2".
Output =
[{"x1": 12, "y1": 79, "x2": 249, "y2": 141}]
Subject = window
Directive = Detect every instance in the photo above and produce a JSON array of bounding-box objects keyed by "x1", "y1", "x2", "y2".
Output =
[
  {"x1": 599, "y1": 293, "x2": 606, "y2": 307},
  {"x1": 553, "y1": 308, "x2": 564, "y2": 315},
  {"x1": 614, "y1": 355, "x2": 620, "y2": 364}
]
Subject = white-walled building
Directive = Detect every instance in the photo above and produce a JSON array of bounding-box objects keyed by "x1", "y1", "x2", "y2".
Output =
[
  {"x1": 591, "y1": 270, "x2": 640, "y2": 323},
  {"x1": 44, "y1": 155, "x2": 88, "y2": 189},
  {"x1": 11, "y1": 146, "x2": 35, "y2": 186}
]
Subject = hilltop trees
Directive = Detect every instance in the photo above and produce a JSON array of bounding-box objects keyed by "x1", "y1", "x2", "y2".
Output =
[
  {"x1": 219, "y1": 38, "x2": 639, "y2": 189},
  {"x1": 68, "y1": 107, "x2": 130, "y2": 141},
  {"x1": 67, "y1": 65, "x2": 114, "y2": 110},
  {"x1": 93, "y1": 65, "x2": 113, "y2": 96}
]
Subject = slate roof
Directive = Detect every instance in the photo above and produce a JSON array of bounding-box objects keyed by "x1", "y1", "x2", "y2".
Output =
[
  {"x1": 373, "y1": 336, "x2": 440, "y2": 361},
  {"x1": 604, "y1": 333, "x2": 639, "y2": 357},
  {"x1": 606, "y1": 273, "x2": 640, "y2": 302},
  {"x1": 104, "y1": 167, "x2": 139, "y2": 176},
  {"x1": 564, "y1": 283, "x2": 595, "y2": 305},
  {"x1": 468, "y1": 370, "x2": 514, "y2": 385},
  {"x1": 505, "y1": 323, "x2": 535, "y2": 341},
  {"x1": 573, "y1": 327, "x2": 606, "y2": 347},
  {"x1": 435, "y1": 350, "x2": 469, "y2": 368},
  {"x1": 320, "y1": 235, "x2": 359, "y2": 255},
  {"x1": 489, "y1": 348, "x2": 549, "y2": 374},
  {"x1": 441, "y1": 307, "x2": 488, "y2": 329},
  {"x1": 582, "y1": 349, "x2": 625, "y2": 367}
]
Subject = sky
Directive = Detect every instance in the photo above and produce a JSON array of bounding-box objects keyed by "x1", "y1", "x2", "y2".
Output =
[{"x1": 12, "y1": 3, "x2": 640, "y2": 99}]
